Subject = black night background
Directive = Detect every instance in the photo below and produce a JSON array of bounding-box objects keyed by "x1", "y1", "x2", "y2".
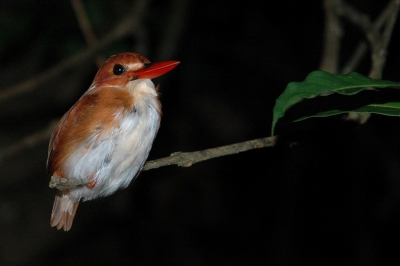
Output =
[{"x1": 1, "y1": 0, "x2": 400, "y2": 265}]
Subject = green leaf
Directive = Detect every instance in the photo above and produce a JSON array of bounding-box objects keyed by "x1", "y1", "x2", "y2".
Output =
[
  {"x1": 295, "y1": 102, "x2": 400, "y2": 122},
  {"x1": 271, "y1": 71, "x2": 400, "y2": 135}
]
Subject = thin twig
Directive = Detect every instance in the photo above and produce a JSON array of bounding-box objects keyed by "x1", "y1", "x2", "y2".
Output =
[
  {"x1": 47, "y1": 136, "x2": 278, "y2": 190},
  {"x1": 0, "y1": 0, "x2": 149, "y2": 103},
  {"x1": 143, "y1": 136, "x2": 277, "y2": 171},
  {"x1": 70, "y1": 0, "x2": 104, "y2": 67}
]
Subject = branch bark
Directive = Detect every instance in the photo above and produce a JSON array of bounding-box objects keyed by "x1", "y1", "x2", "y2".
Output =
[{"x1": 143, "y1": 136, "x2": 277, "y2": 171}]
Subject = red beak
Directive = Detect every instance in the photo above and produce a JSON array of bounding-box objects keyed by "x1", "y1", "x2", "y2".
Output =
[{"x1": 133, "y1": 60, "x2": 180, "y2": 79}]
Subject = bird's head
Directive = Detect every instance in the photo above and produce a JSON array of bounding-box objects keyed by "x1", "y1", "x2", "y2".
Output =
[{"x1": 90, "y1": 52, "x2": 180, "y2": 88}]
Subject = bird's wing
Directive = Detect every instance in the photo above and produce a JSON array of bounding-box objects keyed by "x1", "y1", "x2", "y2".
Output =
[{"x1": 47, "y1": 88, "x2": 135, "y2": 177}]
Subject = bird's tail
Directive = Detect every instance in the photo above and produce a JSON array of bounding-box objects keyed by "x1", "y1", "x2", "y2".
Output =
[{"x1": 50, "y1": 190, "x2": 79, "y2": 231}]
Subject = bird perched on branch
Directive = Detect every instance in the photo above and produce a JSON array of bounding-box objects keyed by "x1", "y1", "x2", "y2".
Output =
[{"x1": 47, "y1": 52, "x2": 179, "y2": 231}]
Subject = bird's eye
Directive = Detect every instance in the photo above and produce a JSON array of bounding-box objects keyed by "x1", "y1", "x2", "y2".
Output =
[{"x1": 113, "y1": 64, "x2": 125, "y2": 76}]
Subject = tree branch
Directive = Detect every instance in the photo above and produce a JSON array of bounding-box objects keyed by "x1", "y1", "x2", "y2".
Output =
[
  {"x1": 143, "y1": 136, "x2": 277, "y2": 171},
  {"x1": 48, "y1": 136, "x2": 277, "y2": 190}
]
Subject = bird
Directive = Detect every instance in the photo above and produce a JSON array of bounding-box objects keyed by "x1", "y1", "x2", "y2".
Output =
[{"x1": 47, "y1": 52, "x2": 180, "y2": 231}]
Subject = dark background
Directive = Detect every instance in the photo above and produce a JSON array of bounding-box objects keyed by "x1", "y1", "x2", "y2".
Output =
[{"x1": 1, "y1": 0, "x2": 400, "y2": 265}]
